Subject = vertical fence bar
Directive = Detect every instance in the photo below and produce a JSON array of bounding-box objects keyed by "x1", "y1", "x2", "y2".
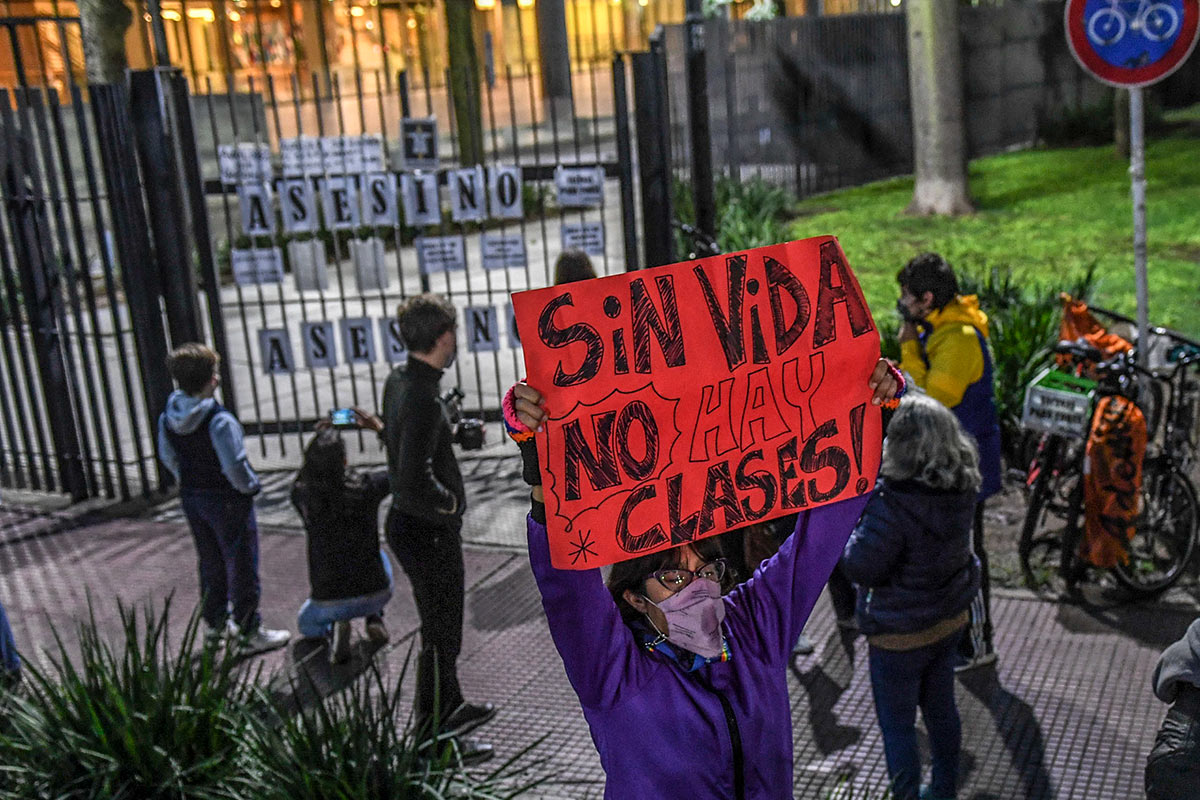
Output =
[
  {"x1": 92, "y1": 82, "x2": 171, "y2": 493},
  {"x1": 612, "y1": 54, "x2": 638, "y2": 273}
]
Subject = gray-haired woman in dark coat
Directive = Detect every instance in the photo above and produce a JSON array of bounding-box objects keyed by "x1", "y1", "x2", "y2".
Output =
[{"x1": 842, "y1": 393, "x2": 982, "y2": 800}]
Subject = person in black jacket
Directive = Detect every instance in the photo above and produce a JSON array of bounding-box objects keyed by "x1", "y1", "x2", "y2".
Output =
[
  {"x1": 842, "y1": 393, "x2": 982, "y2": 800},
  {"x1": 381, "y1": 293, "x2": 495, "y2": 752},
  {"x1": 292, "y1": 426, "x2": 393, "y2": 665}
]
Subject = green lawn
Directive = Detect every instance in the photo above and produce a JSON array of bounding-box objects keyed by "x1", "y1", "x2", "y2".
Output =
[{"x1": 789, "y1": 132, "x2": 1200, "y2": 337}]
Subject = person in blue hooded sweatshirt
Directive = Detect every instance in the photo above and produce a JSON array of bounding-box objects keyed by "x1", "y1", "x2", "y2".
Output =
[
  {"x1": 842, "y1": 393, "x2": 983, "y2": 800},
  {"x1": 157, "y1": 343, "x2": 289, "y2": 654}
]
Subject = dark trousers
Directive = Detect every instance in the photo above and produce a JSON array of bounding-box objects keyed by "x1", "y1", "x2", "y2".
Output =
[
  {"x1": 180, "y1": 490, "x2": 261, "y2": 632},
  {"x1": 961, "y1": 503, "x2": 995, "y2": 658},
  {"x1": 386, "y1": 507, "x2": 465, "y2": 728},
  {"x1": 0, "y1": 598, "x2": 19, "y2": 678},
  {"x1": 869, "y1": 631, "x2": 963, "y2": 800}
]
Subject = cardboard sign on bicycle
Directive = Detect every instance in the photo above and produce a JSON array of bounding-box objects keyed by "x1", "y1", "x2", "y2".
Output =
[
  {"x1": 1022, "y1": 368, "x2": 1098, "y2": 439},
  {"x1": 511, "y1": 236, "x2": 883, "y2": 570}
]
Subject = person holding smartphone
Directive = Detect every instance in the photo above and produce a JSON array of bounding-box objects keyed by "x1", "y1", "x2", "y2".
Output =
[{"x1": 292, "y1": 410, "x2": 393, "y2": 665}]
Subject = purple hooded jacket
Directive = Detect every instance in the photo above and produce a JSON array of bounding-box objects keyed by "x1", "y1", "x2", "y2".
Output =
[{"x1": 526, "y1": 493, "x2": 870, "y2": 799}]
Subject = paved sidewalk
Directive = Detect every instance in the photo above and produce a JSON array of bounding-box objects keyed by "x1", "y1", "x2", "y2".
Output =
[{"x1": 2, "y1": 480, "x2": 1194, "y2": 798}]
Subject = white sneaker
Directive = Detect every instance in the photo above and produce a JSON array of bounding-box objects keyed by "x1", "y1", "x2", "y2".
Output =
[
  {"x1": 954, "y1": 650, "x2": 998, "y2": 673},
  {"x1": 239, "y1": 625, "x2": 291, "y2": 655}
]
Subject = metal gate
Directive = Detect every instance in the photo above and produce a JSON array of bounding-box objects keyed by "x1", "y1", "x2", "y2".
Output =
[
  {"x1": 0, "y1": 16, "x2": 166, "y2": 501},
  {"x1": 186, "y1": 37, "x2": 640, "y2": 470},
  {"x1": 0, "y1": 9, "x2": 647, "y2": 495}
]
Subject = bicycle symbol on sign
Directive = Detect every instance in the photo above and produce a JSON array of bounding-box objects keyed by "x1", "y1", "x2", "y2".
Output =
[{"x1": 1088, "y1": 0, "x2": 1180, "y2": 46}]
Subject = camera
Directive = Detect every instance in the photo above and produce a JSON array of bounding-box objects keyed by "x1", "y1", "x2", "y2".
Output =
[{"x1": 440, "y1": 387, "x2": 486, "y2": 451}]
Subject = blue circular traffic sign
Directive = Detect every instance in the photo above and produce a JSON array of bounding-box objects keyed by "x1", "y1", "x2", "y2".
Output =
[{"x1": 1066, "y1": 0, "x2": 1200, "y2": 87}]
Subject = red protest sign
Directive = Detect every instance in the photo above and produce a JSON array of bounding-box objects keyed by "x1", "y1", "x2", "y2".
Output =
[{"x1": 512, "y1": 236, "x2": 882, "y2": 570}]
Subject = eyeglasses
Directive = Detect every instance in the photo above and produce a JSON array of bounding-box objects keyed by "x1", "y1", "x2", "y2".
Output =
[{"x1": 648, "y1": 559, "x2": 727, "y2": 593}]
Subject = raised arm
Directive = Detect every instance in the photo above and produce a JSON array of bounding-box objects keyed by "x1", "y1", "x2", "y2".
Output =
[
  {"x1": 526, "y1": 502, "x2": 649, "y2": 709},
  {"x1": 722, "y1": 493, "x2": 870, "y2": 663}
]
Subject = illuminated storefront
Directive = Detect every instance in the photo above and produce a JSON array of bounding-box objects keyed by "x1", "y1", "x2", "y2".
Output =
[{"x1": 2, "y1": 0, "x2": 842, "y2": 93}]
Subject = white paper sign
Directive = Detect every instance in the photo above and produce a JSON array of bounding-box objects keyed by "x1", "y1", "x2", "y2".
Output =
[
  {"x1": 465, "y1": 305, "x2": 500, "y2": 353},
  {"x1": 259, "y1": 328, "x2": 295, "y2": 374},
  {"x1": 280, "y1": 136, "x2": 324, "y2": 176},
  {"x1": 380, "y1": 317, "x2": 407, "y2": 363},
  {"x1": 448, "y1": 166, "x2": 487, "y2": 222},
  {"x1": 361, "y1": 172, "x2": 398, "y2": 226},
  {"x1": 480, "y1": 233, "x2": 527, "y2": 270},
  {"x1": 561, "y1": 221, "x2": 605, "y2": 256},
  {"x1": 231, "y1": 247, "x2": 285, "y2": 285},
  {"x1": 554, "y1": 165, "x2": 604, "y2": 208},
  {"x1": 340, "y1": 317, "x2": 377, "y2": 364},
  {"x1": 321, "y1": 175, "x2": 360, "y2": 229},
  {"x1": 218, "y1": 142, "x2": 272, "y2": 185},
  {"x1": 415, "y1": 235, "x2": 467, "y2": 274},
  {"x1": 301, "y1": 321, "x2": 337, "y2": 367},
  {"x1": 489, "y1": 165, "x2": 523, "y2": 219},
  {"x1": 238, "y1": 182, "x2": 275, "y2": 236},
  {"x1": 280, "y1": 178, "x2": 319, "y2": 233},
  {"x1": 401, "y1": 118, "x2": 439, "y2": 169},
  {"x1": 400, "y1": 172, "x2": 441, "y2": 226}
]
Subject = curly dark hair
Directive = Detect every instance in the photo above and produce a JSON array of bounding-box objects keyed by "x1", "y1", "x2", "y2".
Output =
[{"x1": 897, "y1": 252, "x2": 959, "y2": 311}]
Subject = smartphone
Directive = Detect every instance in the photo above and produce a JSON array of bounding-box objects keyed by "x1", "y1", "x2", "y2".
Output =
[{"x1": 330, "y1": 408, "x2": 357, "y2": 428}]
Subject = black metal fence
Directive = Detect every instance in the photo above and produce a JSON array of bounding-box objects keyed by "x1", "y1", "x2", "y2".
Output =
[
  {"x1": 0, "y1": 17, "x2": 163, "y2": 500},
  {"x1": 0, "y1": 11, "x2": 643, "y2": 493},
  {"x1": 189, "y1": 54, "x2": 638, "y2": 470}
]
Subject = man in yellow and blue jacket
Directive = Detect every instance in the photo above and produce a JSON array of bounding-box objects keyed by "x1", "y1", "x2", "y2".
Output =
[{"x1": 897, "y1": 253, "x2": 1002, "y2": 672}]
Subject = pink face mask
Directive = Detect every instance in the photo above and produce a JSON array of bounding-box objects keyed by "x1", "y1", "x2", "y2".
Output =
[{"x1": 645, "y1": 578, "x2": 727, "y2": 659}]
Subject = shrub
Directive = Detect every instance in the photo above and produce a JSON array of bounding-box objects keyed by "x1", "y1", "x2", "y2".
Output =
[
  {"x1": 242, "y1": 658, "x2": 546, "y2": 800},
  {"x1": 0, "y1": 599, "x2": 256, "y2": 800},
  {"x1": 674, "y1": 174, "x2": 798, "y2": 255}
]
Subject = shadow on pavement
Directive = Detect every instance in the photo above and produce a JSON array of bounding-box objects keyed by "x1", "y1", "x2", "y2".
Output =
[
  {"x1": 468, "y1": 564, "x2": 543, "y2": 631},
  {"x1": 958, "y1": 667, "x2": 1053, "y2": 800},
  {"x1": 270, "y1": 636, "x2": 391, "y2": 715},
  {"x1": 791, "y1": 628, "x2": 863, "y2": 755},
  {"x1": 1055, "y1": 599, "x2": 1196, "y2": 652}
]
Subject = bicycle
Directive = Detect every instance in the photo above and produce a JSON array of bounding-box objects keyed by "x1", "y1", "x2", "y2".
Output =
[
  {"x1": 1019, "y1": 336, "x2": 1200, "y2": 599},
  {"x1": 1088, "y1": 0, "x2": 1180, "y2": 46},
  {"x1": 672, "y1": 220, "x2": 722, "y2": 260}
]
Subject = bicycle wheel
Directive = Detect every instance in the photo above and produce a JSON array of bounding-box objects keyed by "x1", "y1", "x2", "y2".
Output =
[
  {"x1": 1019, "y1": 436, "x2": 1085, "y2": 595},
  {"x1": 1088, "y1": 8, "x2": 1126, "y2": 46},
  {"x1": 1142, "y1": 4, "x2": 1180, "y2": 41},
  {"x1": 1112, "y1": 465, "x2": 1199, "y2": 596}
]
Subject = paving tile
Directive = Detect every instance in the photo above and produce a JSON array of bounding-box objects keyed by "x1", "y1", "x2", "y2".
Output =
[{"x1": 2, "y1": 502, "x2": 1193, "y2": 799}]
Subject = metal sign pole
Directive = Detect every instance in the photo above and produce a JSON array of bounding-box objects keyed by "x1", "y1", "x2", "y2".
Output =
[{"x1": 1129, "y1": 86, "x2": 1150, "y2": 363}]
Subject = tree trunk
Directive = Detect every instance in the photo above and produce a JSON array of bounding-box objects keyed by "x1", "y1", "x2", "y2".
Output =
[
  {"x1": 444, "y1": 0, "x2": 485, "y2": 166},
  {"x1": 905, "y1": 0, "x2": 973, "y2": 216},
  {"x1": 78, "y1": 0, "x2": 133, "y2": 85}
]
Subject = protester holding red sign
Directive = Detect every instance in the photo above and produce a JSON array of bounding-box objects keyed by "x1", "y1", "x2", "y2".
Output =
[
  {"x1": 505, "y1": 237, "x2": 902, "y2": 798},
  {"x1": 506, "y1": 363, "x2": 898, "y2": 798}
]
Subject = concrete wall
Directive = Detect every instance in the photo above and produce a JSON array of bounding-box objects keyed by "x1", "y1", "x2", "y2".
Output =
[{"x1": 663, "y1": 3, "x2": 1200, "y2": 196}]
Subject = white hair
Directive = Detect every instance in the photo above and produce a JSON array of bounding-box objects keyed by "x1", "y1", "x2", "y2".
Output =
[{"x1": 880, "y1": 393, "x2": 982, "y2": 493}]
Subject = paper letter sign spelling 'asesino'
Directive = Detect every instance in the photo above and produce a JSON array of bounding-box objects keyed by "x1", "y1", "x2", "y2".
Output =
[{"x1": 511, "y1": 236, "x2": 883, "y2": 570}]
